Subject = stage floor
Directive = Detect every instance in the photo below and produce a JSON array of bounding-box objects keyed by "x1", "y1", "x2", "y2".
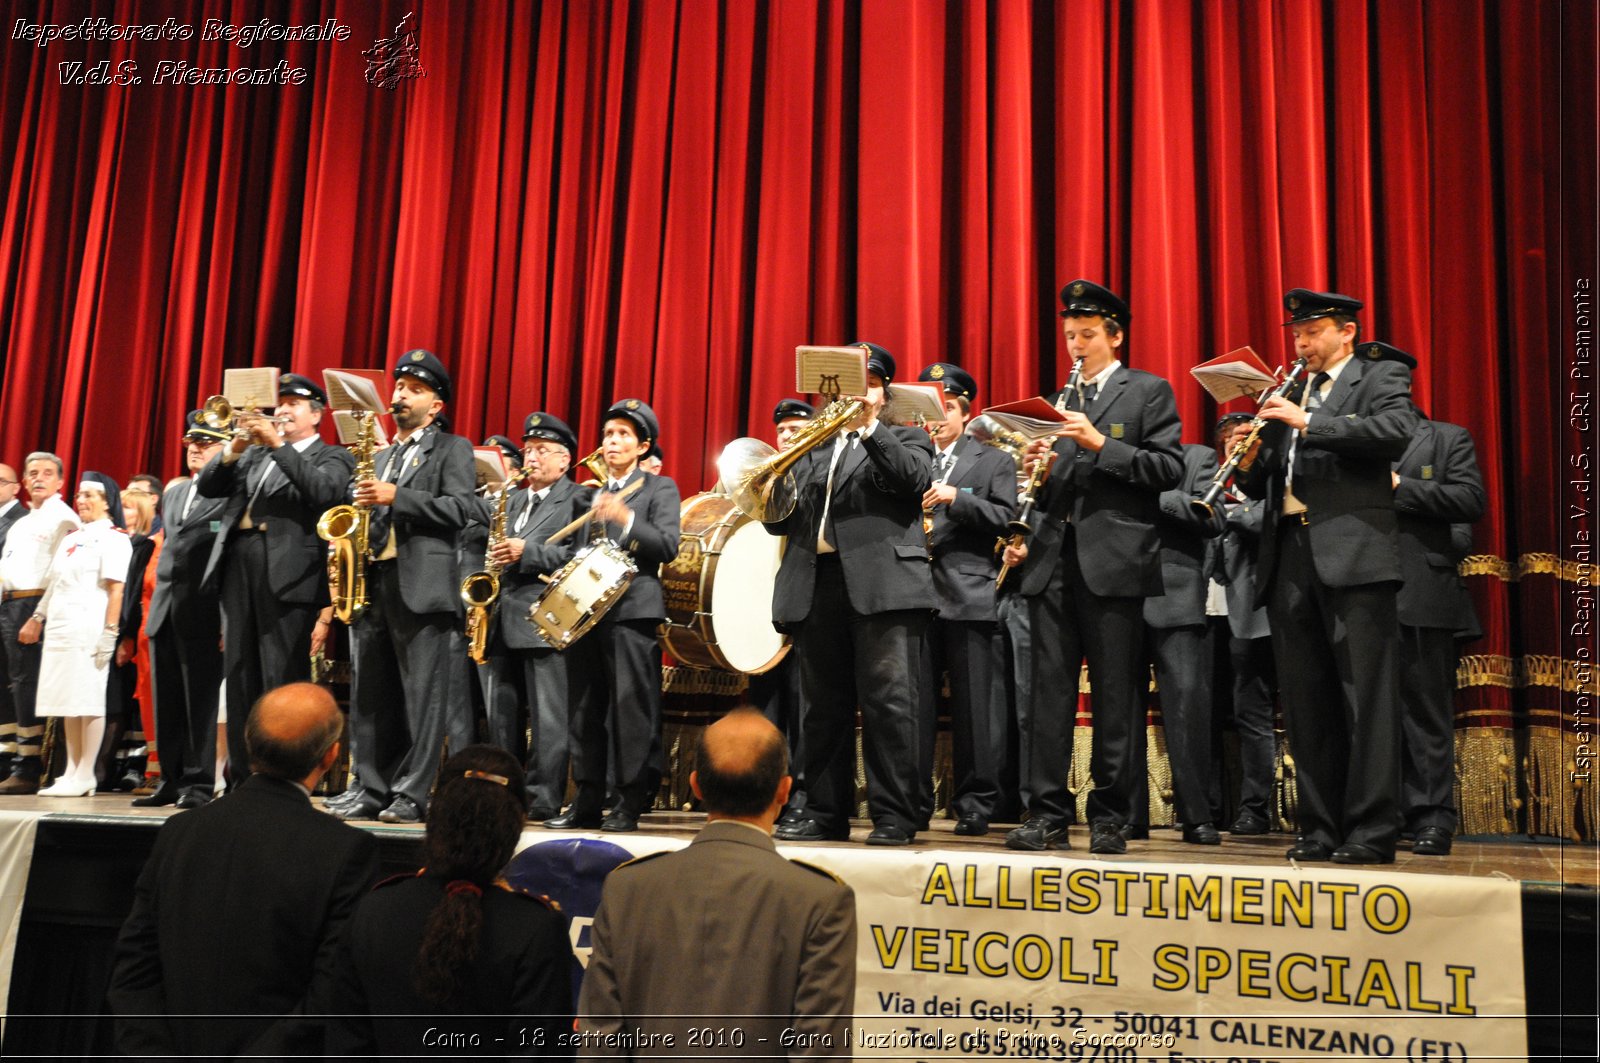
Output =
[{"x1": 10, "y1": 791, "x2": 1597, "y2": 887}]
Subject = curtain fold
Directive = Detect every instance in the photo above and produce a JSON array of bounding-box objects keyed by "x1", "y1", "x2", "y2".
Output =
[{"x1": 0, "y1": 0, "x2": 1592, "y2": 834}]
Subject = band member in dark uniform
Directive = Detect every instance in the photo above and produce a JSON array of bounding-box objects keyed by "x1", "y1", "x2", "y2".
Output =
[
  {"x1": 1212, "y1": 413, "x2": 1278, "y2": 835},
  {"x1": 747, "y1": 398, "x2": 816, "y2": 824},
  {"x1": 196, "y1": 374, "x2": 355, "y2": 787},
  {"x1": 767, "y1": 344, "x2": 936, "y2": 847},
  {"x1": 916, "y1": 363, "x2": 1016, "y2": 836},
  {"x1": 1003, "y1": 281, "x2": 1183, "y2": 854},
  {"x1": 484, "y1": 413, "x2": 594, "y2": 819},
  {"x1": 544, "y1": 399, "x2": 680, "y2": 833},
  {"x1": 1143, "y1": 442, "x2": 1226, "y2": 843},
  {"x1": 136, "y1": 412, "x2": 229, "y2": 807},
  {"x1": 335, "y1": 350, "x2": 477, "y2": 824},
  {"x1": 1236, "y1": 293, "x2": 1418, "y2": 864},
  {"x1": 1390, "y1": 387, "x2": 1486, "y2": 855}
]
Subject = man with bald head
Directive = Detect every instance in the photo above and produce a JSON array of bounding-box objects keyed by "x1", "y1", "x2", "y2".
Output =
[
  {"x1": 110, "y1": 683, "x2": 379, "y2": 1057},
  {"x1": 580, "y1": 709, "x2": 857, "y2": 1056}
]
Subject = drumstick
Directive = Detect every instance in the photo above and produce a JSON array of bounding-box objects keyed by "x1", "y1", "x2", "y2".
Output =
[{"x1": 543, "y1": 479, "x2": 644, "y2": 544}]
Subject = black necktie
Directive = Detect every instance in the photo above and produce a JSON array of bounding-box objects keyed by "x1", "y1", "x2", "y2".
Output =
[{"x1": 1083, "y1": 381, "x2": 1099, "y2": 404}]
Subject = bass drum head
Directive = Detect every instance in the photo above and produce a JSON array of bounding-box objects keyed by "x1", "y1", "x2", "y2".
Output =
[{"x1": 706, "y1": 515, "x2": 787, "y2": 673}]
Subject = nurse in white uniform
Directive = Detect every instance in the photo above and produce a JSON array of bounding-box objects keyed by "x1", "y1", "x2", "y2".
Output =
[{"x1": 32, "y1": 473, "x2": 132, "y2": 796}]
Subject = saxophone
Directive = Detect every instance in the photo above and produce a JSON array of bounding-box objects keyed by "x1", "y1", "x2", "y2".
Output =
[
  {"x1": 317, "y1": 410, "x2": 378, "y2": 624},
  {"x1": 460, "y1": 467, "x2": 529, "y2": 664}
]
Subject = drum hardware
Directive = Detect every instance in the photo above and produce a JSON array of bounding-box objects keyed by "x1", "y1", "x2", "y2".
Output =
[
  {"x1": 529, "y1": 540, "x2": 638, "y2": 649},
  {"x1": 658, "y1": 492, "x2": 789, "y2": 674}
]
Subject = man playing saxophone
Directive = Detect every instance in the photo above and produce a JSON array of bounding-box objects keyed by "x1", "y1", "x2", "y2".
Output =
[
  {"x1": 196, "y1": 374, "x2": 354, "y2": 791},
  {"x1": 333, "y1": 349, "x2": 476, "y2": 824},
  {"x1": 481, "y1": 412, "x2": 593, "y2": 819}
]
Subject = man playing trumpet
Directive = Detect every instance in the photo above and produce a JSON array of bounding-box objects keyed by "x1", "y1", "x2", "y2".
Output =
[{"x1": 197, "y1": 374, "x2": 354, "y2": 790}]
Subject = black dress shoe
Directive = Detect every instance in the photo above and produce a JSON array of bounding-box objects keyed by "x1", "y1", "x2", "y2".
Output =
[
  {"x1": 131, "y1": 786, "x2": 180, "y2": 808},
  {"x1": 1331, "y1": 842, "x2": 1393, "y2": 865},
  {"x1": 1005, "y1": 816, "x2": 1070, "y2": 851},
  {"x1": 330, "y1": 794, "x2": 386, "y2": 821},
  {"x1": 1285, "y1": 839, "x2": 1333, "y2": 861},
  {"x1": 1412, "y1": 826, "x2": 1453, "y2": 855},
  {"x1": 1182, "y1": 823, "x2": 1222, "y2": 845},
  {"x1": 543, "y1": 807, "x2": 603, "y2": 830},
  {"x1": 1229, "y1": 810, "x2": 1270, "y2": 835},
  {"x1": 953, "y1": 813, "x2": 989, "y2": 837},
  {"x1": 866, "y1": 823, "x2": 912, "y2": 846},
  {"x1": 1119, "y1": 823, "x2": 1150, "y2": 841},
  {"x1": 777, "y1": 805, "x2": 807, "y2": 827},
  {"x1": 600, "y1": 809, "x2": 638, "y2": 833},
  {"x1": 1089, "y1": 822, "x2": 1127, "y2": 855},
  {"x1": 774, "y1": 817, "x2": 848, "y2": 842},
  {"x1": 175, "y1": 789, "x2": 212, "y2": 810}
]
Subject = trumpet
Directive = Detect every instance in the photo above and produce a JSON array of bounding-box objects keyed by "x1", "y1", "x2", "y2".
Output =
[
  {"x1": 717, "y1": 397, "x2": 866, "y2": 522},
  {"x1": 200, "y1": 394, "x2": 291, "y2": 440},
  {"x1": 1190, "y1": 358, "x2": 1310, "y2": 518}
]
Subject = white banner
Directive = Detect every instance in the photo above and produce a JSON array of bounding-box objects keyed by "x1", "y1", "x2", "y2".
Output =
[{"x1": 508, "y1": 835, "x2": 1528, "y2": 1061}]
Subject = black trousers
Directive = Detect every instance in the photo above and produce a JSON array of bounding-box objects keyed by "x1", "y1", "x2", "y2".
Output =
[
  {"x1": 796, "y1": 555, "x2": 926, "y2": 834},
  {"x1": 1399, "y1": 624, "x2": 1459, "y2": 832},
  {"x1": 1148, "y1": 623, "x2": 1216, "y2": 825},
  {"x1": 149, "y1": 618, "x2": 224, "y2": 795},
  {"x1": 349, "y1": 561, "x2": 471, "y2": 809},
  {"x1": 923, "y1": 618, "x2": 1002, "y2": 820},
  {"x1": 0, "y1": 597, "x2": 45, "y2": 776},
  {"x1": 569, "y1": 618, "x2": 661, "y2": 816},
  {"x1": 219, "y1": 533, "x2": 314, "y2": 781},
  {"x1": 993, "y1": 590, "x2": 1029, "y2": 821},
  {"x1": 746, "y1": 654, "x2": 804, "y2": 805},
  {"x1": 1227, "y1": 633, "x2": 1278, "y2": 821},
  {"x1": 485, "y1": 643, "x2": 589, "y2": 815},
  {"x1": 1023, "y1": 530, "x2": 1145, "y2": 827},
  {"x1": 1268, "y1": 521, "x2": 1402, "y2": 852}
]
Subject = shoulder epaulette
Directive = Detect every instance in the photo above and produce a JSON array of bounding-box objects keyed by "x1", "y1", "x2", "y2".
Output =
[
  {"x1": 610, "y1": 850, "x2": 671, "y2": 873},
  {"x1": 371, "y1": 869, "x2": 423, "y2": 891},
  {"x1": 789, "y1": 858, "x2": 846, "y2": 884},
  {"x1": 494, "y1": 881, "x2": 562, "y2": 912}
]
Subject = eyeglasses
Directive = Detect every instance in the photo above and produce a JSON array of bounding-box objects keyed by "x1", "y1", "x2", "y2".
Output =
[{"x1": 0, "y1": 478, "x2": 17, "y2": 487}]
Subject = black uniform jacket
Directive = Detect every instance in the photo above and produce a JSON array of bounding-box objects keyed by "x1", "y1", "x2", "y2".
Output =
[
  {"x1": 764, "y1": 422, "x2": 936, "y2": 629},
  {"x1": 1020, "y1": 366, "x2": 1184, "y2": 599}
]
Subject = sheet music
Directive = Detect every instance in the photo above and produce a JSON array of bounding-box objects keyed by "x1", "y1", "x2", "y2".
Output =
[
  {"x1": 982, "y1": 397, "x2": 1070, "y2": 441},
  {"x1": 1190, "y1": 346, "x2": 1278, "y2": 404},
  {"x1": 221, "y1": 367, "x2": 280, "y2": 410},
  {"x1": 323, "y1": 368, "x2": 389, "y2": 413},
  {"x1": 796, "y1": 345, "x2": 868, "y2": 397},
  {"x1": 331, "y1": 410, "x2": 391, "y2": 448},
  {"x1": 884, "y1": 382, "x2": 946, "y2": 425},
  {"x1": 473, "y1": 447, "x2": 512, "y2": 490}
]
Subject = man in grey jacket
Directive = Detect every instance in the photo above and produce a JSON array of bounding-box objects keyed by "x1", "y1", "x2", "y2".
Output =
[{"x1": 579, "y1": 709, "x2": 856, "y2": 1057}]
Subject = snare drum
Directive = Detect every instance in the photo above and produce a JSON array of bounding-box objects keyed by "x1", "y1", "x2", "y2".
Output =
[
  {"x1": 530, "y1": 540, "x2": 637, "y2": 650},
  {"x1": 660, "y1": 492, "x2": 789, "y2": 674}
]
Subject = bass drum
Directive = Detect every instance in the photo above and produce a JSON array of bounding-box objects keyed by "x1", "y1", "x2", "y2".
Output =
[{"x1": 660, "y1": 492, "x2": 789, "y2": 674}]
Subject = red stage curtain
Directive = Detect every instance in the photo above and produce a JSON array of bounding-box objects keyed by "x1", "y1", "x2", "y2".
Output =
[{"x1": 1, "y1": 0, "x2": 1594, "y2": 835}]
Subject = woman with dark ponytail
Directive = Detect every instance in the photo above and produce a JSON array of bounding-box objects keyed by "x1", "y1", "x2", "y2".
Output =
[{"x1": 327, "y1": 745, "x2": 574, "y2": 1056}]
